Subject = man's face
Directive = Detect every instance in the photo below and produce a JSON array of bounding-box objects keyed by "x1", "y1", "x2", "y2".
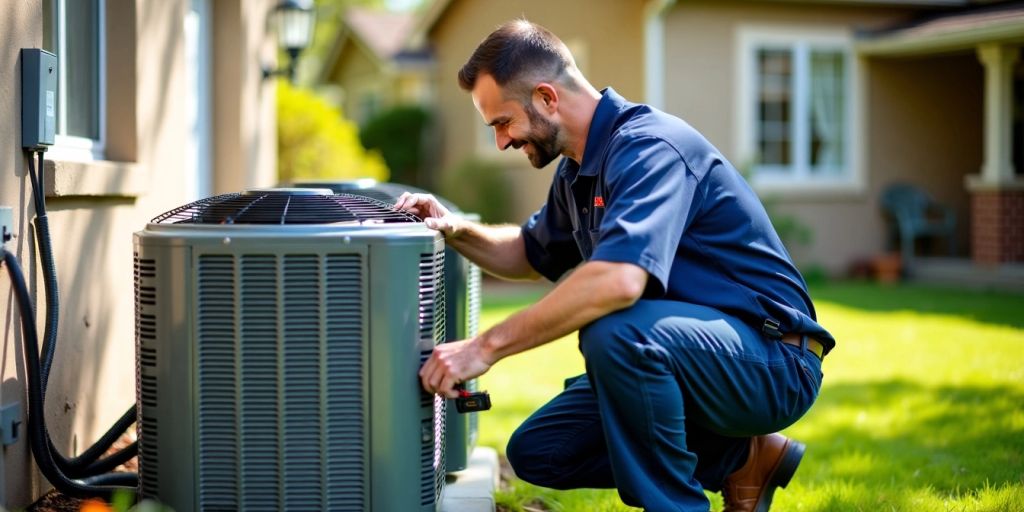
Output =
[{"x1": 471, "y1": 74, "x2": 564, "y2": 169}]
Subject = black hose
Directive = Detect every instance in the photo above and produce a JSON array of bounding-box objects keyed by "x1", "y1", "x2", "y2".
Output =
[
  {"x1": 61, "y1": 412, "x2": 138, "y2": 478},
  {"x1": 81, "y1": 472, "x2": 139, "y2": 487},
  {"x1": 4, "y1": 249, "x2": 137, "y2": 498},
  {"x1": 27, "y1": 150, "x2": 139, "y2": 477},
  {"x1": 27, "y1": 150, "x2": 58, "y2": 393},
  {"x1": 74, "y1": 441, "x2": 138, "y2": 478},
  {"x1": 21, "y1": 148, "x2": 139, "y2": 493}
]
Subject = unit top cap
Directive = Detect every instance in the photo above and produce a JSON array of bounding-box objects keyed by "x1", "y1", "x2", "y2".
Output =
[{"x1": 150, "y1": 189, "x2": 421, "y2": 225}]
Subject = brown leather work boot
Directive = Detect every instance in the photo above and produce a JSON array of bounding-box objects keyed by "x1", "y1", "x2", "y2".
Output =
[{"x1": 721, "y1": 433, "x2": 805, "y2": 512}]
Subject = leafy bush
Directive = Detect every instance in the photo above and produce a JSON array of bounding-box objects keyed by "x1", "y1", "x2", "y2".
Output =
[
  {"x1": 276, "y1": 82, "x2": 388, "y2": 183},
  {"x1": 439, "y1": 158, "x2": 513, "y2": 224},
  {"x1": 359, "y1": 105, "x2": 432, "y2": 187}
]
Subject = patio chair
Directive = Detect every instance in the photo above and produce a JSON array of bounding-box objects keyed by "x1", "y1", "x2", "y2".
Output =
[{"x1": 880, "y1": 183, "x2": 956, "y2": 261}]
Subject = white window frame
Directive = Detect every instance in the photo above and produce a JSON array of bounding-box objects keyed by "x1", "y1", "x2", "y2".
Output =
[
  {"x1": 47, "y1": 0, "x2": 107, "y2": 162},
  {"x1": 184, "y1": 0, "x2": 213, "y2": 201},
  {"x1": 736, "y1": 25, "x2": 863, "y2": 194}
]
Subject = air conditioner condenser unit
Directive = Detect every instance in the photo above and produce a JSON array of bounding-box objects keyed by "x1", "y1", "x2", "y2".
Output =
[
  {"x1": 290, "y1": 180, "x2": 482, "y2": 473},
  {"x1": 134, "y1": 189, "x2": 447, "y2": 511}
]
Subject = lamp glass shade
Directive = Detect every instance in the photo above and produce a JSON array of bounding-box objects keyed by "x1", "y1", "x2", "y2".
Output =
[{"x1": 274, "y1": 2, "x2": 315, "y2": 51}]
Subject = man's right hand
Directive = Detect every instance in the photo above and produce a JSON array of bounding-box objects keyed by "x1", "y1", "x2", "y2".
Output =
[{"x1": 394, "y1": 192, "x2": 462, "y2": 238}]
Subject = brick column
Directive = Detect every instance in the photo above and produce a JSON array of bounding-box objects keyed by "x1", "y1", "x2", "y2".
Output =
[
  {"x1": 967, "y1": 44, "x2": 1023, "y2": 264},
  {"x1": 971, "y1": 189, "x2": 1024, "y2": 263}
]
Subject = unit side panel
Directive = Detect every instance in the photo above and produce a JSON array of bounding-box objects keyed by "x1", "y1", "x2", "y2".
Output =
[
  {"x1": 368, "y1": 235, "x2": 446, "y2": 512},
  {"x1": 465, "y1": 262, "x2": 482, "y2": 449},
  {"x1": 443, "y1": 212, "x2": 482, "y2": 470},
  {"x1": 133, "y1": 240, "x2": 196, "y2": 507}
]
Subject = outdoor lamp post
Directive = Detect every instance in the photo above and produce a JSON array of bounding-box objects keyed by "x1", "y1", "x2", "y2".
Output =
[{"x1": 262, "y1": 0, "x2": 316, "y2": 82}]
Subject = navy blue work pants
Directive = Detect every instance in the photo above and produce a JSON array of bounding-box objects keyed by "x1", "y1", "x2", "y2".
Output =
[{"x1": 505, "y1": 300, "x2": 823, "y2": 511}]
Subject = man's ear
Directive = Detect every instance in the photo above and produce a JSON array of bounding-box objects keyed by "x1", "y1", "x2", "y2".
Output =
[{"x1": 534, "y1": 83, "x2": 559, "y2": 114}]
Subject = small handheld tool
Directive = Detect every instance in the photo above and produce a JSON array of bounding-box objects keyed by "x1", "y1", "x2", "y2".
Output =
[{"x1": 454, "y1": 383, "x2": 491, "y2": 413}]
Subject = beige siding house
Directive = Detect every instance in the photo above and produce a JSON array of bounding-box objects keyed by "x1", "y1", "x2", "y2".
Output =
[
  {"x1": 657, "y1": 0, "x2": 984, "y2": 271},
  {"x1": 319, "y1": 7, "x2": 432, "y2": 125},
  {"x1": 0, "y1": 0, "x2": 278, "y2": 506},
  {"x1": 365, "y1": 0, "x2": 1022, "y2": 276},
  {"x1": 415, "y1": 0, "x2": 648, "y2": 222}
]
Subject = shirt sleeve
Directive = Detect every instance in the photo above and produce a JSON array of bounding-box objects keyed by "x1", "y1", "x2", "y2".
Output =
[
  {"x1": 521, "y1": 178, "x2": 583, "y2": 282},
  {"x1": 590, "y1": 136, "x2": 696, "y2": 296}
]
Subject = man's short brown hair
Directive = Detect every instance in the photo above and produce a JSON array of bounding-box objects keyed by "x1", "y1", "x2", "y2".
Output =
[{"x1": 457, "y1": 19, "x2": 577, "y2": 101}]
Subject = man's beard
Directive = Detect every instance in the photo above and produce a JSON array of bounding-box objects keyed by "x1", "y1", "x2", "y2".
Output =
[{"x1": 515, "y1": 104, "x2": 563, "y2": 169}]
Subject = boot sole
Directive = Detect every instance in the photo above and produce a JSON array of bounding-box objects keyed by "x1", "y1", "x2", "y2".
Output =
[{"x1": 754, "y1": 439, "x2": 805, "y2": 512}]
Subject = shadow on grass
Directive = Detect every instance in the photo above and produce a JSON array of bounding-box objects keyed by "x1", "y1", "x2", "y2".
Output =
[
  {"x1": 798, "y1": 378, "x2": 1024, "y2": 494},
  {"x1": 809, "y1": 281, "x2": 1024, "y2": 329}
]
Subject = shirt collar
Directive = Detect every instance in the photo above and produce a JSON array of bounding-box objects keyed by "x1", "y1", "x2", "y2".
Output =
[{"x1": 558, "y1": 87, "x2": 630, "y2": 179}]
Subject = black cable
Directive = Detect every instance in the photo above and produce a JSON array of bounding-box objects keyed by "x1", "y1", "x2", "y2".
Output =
[
  {"x1": 4, "y1": 249, "x2": 137, "y2": 499},
  {"x1": 19, "y1": 148, "x2": 139, "y2": 494},
  {"x1": 27, "y1": 150, "x2": 58, "y2": 392},
  {"x1": 27, "y1": 149, "x2": 138, "y2": 477},
  {"x1": 62, "y1": 410, "x2": 138, "y2": 478},
  {"x1": 75, "y1": 441, "x2": 138, "y2": 477},
  {"x1": 81, "y1": 472, "x2": 139, "y2": 487}
]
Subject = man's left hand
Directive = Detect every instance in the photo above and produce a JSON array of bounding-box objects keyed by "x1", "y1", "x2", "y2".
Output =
[{"x1": 420, "y1": 339, "x2": 493, "y2": 398}]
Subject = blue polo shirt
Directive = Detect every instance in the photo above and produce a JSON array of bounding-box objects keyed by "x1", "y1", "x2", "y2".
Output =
[{"x1": 521, "y1": 88, "x2": 835, "y2": 354}]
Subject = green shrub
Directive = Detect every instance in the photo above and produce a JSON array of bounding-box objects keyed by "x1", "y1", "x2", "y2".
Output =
[
  {"x1": 276, "y1": 82, "x2": 388, "y2": 183},
  {"x1": 359, "y1": 105, "x2": 432, "y2": 187},
  {"x1": 439, "y1": 158, "x2": 513, "y2": 223}
]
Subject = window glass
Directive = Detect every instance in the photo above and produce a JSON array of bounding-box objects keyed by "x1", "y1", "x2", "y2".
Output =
[
  {"x1": 809, "y1": 49, "x2": 845, "y2": 174},
  {"x1": 757, "y1": 48, "x2": 792, "y2": 167},
  {"x1": 42, "y1": 0, "x2": 104, "y2": 157},
  {"x1": 750, "y1": 39, "x2": 849, "y2": 182},
  {"x1": 64, "y1": 0, "x2": 101, "y2": 140}
]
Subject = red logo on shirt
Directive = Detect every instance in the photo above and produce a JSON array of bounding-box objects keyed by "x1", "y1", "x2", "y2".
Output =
[{"x1": 594, "y1": 196, "x2": 605, "y2": 208}]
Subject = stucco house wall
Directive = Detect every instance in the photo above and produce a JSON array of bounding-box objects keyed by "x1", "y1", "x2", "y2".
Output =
[{"x1": 0, "y1": 0, "x2": 276, "y2": 506}]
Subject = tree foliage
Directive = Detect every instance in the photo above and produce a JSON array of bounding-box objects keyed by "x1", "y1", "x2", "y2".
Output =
[
  {"x1": 359, "y1": 104, "x2": 432, "y2": 187},
  {"x1": 277, "y1": 82, "x2": 389, "y2": 183}
]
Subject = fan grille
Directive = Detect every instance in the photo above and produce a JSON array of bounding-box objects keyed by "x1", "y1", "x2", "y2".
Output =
[{"x1": 151, "y1": 191, "x2": 420, "y2": 225}]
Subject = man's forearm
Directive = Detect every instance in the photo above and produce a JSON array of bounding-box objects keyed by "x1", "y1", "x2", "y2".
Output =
[
  {"x1": 476, "y1": 261, "x2": 648, "y2": 363},
  {"x1": 446, "y1": 222, "x2": 540, "y2": 281}
]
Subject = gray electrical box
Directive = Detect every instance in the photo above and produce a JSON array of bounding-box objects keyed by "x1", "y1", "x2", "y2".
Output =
[{"x1": 21, "y1": 48, "x2": 57, "y2": 149}]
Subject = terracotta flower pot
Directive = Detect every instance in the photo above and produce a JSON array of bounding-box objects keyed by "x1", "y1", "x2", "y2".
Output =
[{"x1": 872, "y1": 253, "x2": 903, "y2": 283}]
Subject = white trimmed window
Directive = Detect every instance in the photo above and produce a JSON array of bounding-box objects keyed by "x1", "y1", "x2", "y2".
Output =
[
  {"x1": 43, "y1": 0, "x2": 106, "y2": 161},
  {"x1": 738, "y1": 27, "x2": 859, "y2": 190}
]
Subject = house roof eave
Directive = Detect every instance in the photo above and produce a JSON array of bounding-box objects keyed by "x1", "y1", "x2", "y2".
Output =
[
  {"x1": 857, "y1": 19, "x2": 1024, "y2": 56},
  {"x1": 856, "y1": 4, "x2": 1024, "y2": 57},
  {"x1": 318, "y1": 24, "x2": 352, "y2": 83},
  {"x1": 319, "y1": 22, "x2": 394, "y2": 84},
  {"x1": 408, "y1": 0, "x2": 452, "y2": 48}
]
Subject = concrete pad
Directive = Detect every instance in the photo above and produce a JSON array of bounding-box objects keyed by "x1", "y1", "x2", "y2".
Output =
[{"x1": 441, "y1": 446, "x2": 500, "y2": 512}]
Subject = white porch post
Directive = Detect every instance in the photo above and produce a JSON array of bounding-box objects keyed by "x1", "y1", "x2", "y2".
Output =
[{"x1": 976, "y1": 44, "x2": 1018, "y2": 184}]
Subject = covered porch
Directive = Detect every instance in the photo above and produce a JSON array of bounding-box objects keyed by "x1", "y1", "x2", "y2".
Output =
[{"x1": 858, "y1": 3, "x2": 1024, "y2": 290}]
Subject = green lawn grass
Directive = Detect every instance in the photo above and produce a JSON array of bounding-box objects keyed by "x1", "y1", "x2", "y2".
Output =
[{"x1": 475, "y1": 281, "x2": 1024, "y2": 512}]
